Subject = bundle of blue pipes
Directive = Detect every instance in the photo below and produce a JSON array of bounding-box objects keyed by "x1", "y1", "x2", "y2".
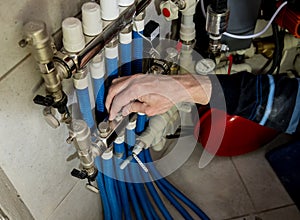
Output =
[
  {"x1": 77, "y1": 11, "x2": 210, "y2": 219},
  {"x1": 93, "y1": 112, "x2": 210, "y2": 220}
]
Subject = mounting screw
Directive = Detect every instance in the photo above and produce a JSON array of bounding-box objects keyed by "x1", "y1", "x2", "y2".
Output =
[
  {"x1": 98, "y1": 122, "x2": 110, "y2": 138},
  {"x1": 18, "y1": 39, "x2": 28, "y2": 48}
]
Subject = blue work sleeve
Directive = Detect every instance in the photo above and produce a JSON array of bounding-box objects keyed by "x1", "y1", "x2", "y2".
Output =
[{"x1": 210, "y1": 72, "x2": 300, "y2": 135}]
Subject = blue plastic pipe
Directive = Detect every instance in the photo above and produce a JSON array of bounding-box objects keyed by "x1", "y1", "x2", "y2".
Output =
[
  {"x1": 144, "y1": 150, "x2": 194, "y2": 219},
  {"x1": 102, "y1": 154, "x2": 122, "y2": 220},
  {"x1": 93, "y1": 77, "x2": 105, "y2": 113},
  {"x1": 76, "y1": 88, "x2": 95, "y2": 129},
  {"x1": 135, "y1": 113, "x2": 173, "y2": 219},
  {"x1": 144, "y1": 149, "x2": 210, "y2": 220},
  {"x1": 132, "y1": 30, "x2": 143, "y2": 74},
  {"x1": 120, "y1": 42, "x2": 132, "y2": 76},
  {"x1": 124, "y1": 168, "x2": 143, "y2": 220},
  {"x1": 106, "y1": 57, "x2": 119, "y2": 81},
  {"x1": 136, "y1": 113, "x2": 147, "y2": 134},
  {"x1": 139, "y1": 152, "x2": 173, "y2": 220},
  {"x1": 95, "y1": 157, "x2": 112, "y2": 220},
  {"x1": 127, "y1": 120, "x2": 160, "y2": 219},
  {"x1": 114, "y1": 140, "x2": 132, "y2": 220}
]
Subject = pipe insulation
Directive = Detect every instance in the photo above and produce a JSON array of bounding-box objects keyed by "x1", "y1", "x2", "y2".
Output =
[
  {"x1": 90, "y1": 54, "x2": 106, "y2": 113},
  {"x1": 113, "y1": 135, "x2": 132, "y2": 220},
  {"x1": 105, "y1": 46, "x2": 119, "y2": 80},
  {"x1": 73, "y1": 71, "x2": 95, "y2": 129},
  {"x1": 95, "y1": 156, "x2": 111, "y2": 220},
  {"x1": 102, "y1": 150, "x2": 122, "y2": 220},
  {"x1": 133, "y1": 17, "x2": 145, "y2": 74},
  {"x1": 144, "y1": 149, "x2": 210, "y2": 220},
  {"x1": 120, "y1": 31, "x2": 133, "y2": 76}
]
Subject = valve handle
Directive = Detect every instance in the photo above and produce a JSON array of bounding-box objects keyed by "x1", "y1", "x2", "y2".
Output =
[
  {"x1": 71, "y1": 169, "x2": 88, "y2": 180},
  {"x1": 33, "y1": 95, "x2": 54, "y2": 107}
]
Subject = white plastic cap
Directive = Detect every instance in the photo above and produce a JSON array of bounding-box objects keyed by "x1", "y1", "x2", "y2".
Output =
[
  {"x1": 101, "y1": 149, "x2": 113, "y2": 160},
  {"x1": 73, "y1": 73, "x2": 89, "y2": 90},
  {"x1": 114, "y1": 135, "x2": 125, "y2": 144},
  {"x1": 100, "y1": 0, "x2": 119, "y2": 21},
  {"x1": 62, "y1": 17, "x2": 85, "y2": 53},
  {"x1": 133, "y1": 20, "x2": 145, "y2": 32},
  {"x1": 119, "y1": 0, "x2": 134, "y2": 7},
  {"x1": 105, "y1": 46, "x2": 118, "y2": 59},
  {"x1": 82, "y1": 2, "x2": 102, "y2": 36},
  {"x1": 126, "y1": 120, "x2": 137, "y2": 130},
  {"x1": 90, "y1": 56, "x2": 105, "y2": 79}
]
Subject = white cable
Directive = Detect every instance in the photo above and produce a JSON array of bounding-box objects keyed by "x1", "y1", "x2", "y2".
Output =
[
  {"x1": 132, "y1": 18, "x2": 161, "y2": 58},
  {"x1": 223, "y1": 1, "x2": 287, "y2": 39},
  {"x1": 201, "y1": 0, "x2": 206, "y2": 18}
]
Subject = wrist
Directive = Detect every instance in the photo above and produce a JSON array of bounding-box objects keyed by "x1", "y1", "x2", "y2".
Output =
[{"x1": 172, "y1": 74, "x2": 212, "y2": 105}]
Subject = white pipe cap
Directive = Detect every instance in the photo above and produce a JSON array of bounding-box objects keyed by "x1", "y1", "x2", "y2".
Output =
[
  {"x1": 62, "y1": 17, "x2": 85, "y2": 53},
  {"x1": 119, "y1": 0, "x2": 134, "y2": 7},
  {"x1": 100, "y1": 0, "x2": 119, "y2": 21},
  {"x1": 82, "y1": 2, "x2": 102, "y2": 36}
]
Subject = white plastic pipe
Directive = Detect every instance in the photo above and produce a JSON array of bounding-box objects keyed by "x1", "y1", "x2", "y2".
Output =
[
  {"x1": 214, "y1": 63, "x2": 252, "y2": 75},
  {"x1": 180, "y1": 0, "x2": 196, "y2": 42}
]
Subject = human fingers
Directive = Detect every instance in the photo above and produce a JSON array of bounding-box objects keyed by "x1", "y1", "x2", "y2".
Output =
[
  {"x1": 120, "y1": 101, "x2": 147, "y2": 117},
  {"x1": 105, "y1": 74, "x2": 141, "y2": 111},
  {"x1": 108, "y1": 86, "x2": 140, "y2": 120}
]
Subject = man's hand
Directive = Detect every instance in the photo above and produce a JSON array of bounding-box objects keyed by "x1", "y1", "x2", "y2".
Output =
[{"x1": 105, "y1": 74, "x2": 212, "y2": 120}]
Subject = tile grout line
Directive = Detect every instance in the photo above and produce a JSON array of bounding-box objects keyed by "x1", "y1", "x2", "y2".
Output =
[
  {"x1": 0, "y1": 54, "x2": 31, "y2": 82},
  {"x1": 222, "y1": 203, "x2": 296, "y2": 220},
  {"x1": 230, "y1": 157, "x2": 257, "y2": 211},
  {"x1": 45, "y1": 181, "x2": 81, "y2": 220}
]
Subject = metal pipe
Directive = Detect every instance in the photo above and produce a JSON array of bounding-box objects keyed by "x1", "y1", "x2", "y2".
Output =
[
  {"x1": 54, "y1": 0, "x2": 151, "y2": 78},
  {"x1": 75, "y1": 0, "x2": 151, "y2": 71}
]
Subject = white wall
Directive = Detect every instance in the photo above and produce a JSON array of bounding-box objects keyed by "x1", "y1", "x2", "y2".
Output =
[{"x1": 0, "y1": 0, "x2": 102, "y2": 219}]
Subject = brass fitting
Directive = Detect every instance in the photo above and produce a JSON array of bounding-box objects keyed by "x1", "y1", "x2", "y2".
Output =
[
  {"x1": 68, "y1": 120, "x2": 96, "y2": 175},
  {"x1": 253, "y1": 38, "x2": 275, "y2": 59},
  {"x1": 121, "y1": 23, "x2": 133, "y2": 34},
  {"x1": 21, "y1": 20, "x2": 69, "y2": 116},
  {"x1": 21, "y1": 21, "x2": 54, "y2": 64},
  {"x1": 106, "y1": 36, "x2": 119, "y2": 48},
  {"x1": 134, "y1": 11, "x2": 146, "y2": 21}
]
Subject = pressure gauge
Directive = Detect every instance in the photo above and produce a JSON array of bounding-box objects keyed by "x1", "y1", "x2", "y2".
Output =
[{"x1": 195, "y1": 58, "x2": 216, "y2": 75}]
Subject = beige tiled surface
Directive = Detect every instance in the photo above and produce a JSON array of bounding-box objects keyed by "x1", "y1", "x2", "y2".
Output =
[
  {"x1": 168, "y1": 148, "x2": 255, "y2": 220},
  {"x1": 152, "y1": 134, "x2": 299, "y2": 220},
  {"x1": 229, "y1": 205, "x2": 300, "y2": 220},
  {"x1": 47, "y1": 181, "x2": 102, "y2": 220},
  {"x1": 0, "y1": 56, "x2": 83, "y2": 219},
  {"x1": 231, "y1": 148, "x2": 294, "y2": 212},
  {"x1": 258, "y1": 205, "x2": 300, "y2": 220}
]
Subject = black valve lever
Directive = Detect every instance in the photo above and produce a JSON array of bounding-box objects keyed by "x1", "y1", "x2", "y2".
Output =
[
  {"x1": 71, "y1": 169, "x2": 88, "y2": 180},
  {"x1": 71, "y1": 168, "x2": 98, "y2": 182},
  {"x1": 33, "y1": 93, "x2": 69, "y2": 115},
  {"x1": 33, "y1": 95, "x2": 54, "y2": 107}
]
